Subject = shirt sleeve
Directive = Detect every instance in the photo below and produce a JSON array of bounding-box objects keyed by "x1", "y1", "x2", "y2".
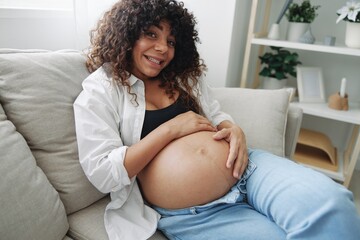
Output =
[
  {"x1": 73, "y1": 70, "x2": 131, "y2": 194},
  {"x1": 198, "y1": 78, "x2": 234, "y2": 126}
]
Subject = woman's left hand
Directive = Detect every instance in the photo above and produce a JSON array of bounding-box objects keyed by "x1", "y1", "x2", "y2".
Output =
[{"x1": 213, "y1": 121, "x2": 248, "y2": 179}]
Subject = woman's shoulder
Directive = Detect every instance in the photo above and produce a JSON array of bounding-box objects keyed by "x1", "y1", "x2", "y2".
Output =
[
  {"x1": 84, "y1": 64, "x2": 112, "y2": 87},
  {"x1": 83, "y1": 64, "x2": 128, "y2": 97}
]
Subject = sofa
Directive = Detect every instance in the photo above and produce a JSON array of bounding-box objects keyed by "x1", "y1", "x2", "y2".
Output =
[{"x1": 0, "y1": 49, "x2": 302, "y2": 240}]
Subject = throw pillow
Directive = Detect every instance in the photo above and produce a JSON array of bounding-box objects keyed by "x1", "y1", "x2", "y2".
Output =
[
  {"x1": 212, "y1": 88, "x2": 290, "y2": 157},
  {"x1": 0, "y1": 103, "x2": 69, "y2": 239},
  {"x1": 0, "y1": 49, "x2": 105, "y2": 214}
]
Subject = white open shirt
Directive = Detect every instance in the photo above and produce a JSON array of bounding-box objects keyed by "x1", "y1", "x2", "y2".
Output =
[{"x1": 73, "y1": 65, "x2": 233, "y2": 240}]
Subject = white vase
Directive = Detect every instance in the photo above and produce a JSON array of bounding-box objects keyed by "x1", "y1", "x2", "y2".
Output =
[
  {"x1": 263, "y1": 77, "x2": 287, "y2": 89},
  {"x1": 345, "y1": 22, "x2": 360, "y2": 48},
  {"x1": 286, "y1": 22, "x2": 309, "y2": 42},
  {"x1": 268, "y1": 23, "x2": 280, "y2": 40}
]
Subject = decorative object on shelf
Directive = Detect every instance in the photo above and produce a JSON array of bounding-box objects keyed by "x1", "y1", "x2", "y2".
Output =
[
  {"x1": 340, "y1": 77, "x2": 347, "y2": 98},
  {"x1": 294, "y1": 128, "x2": 338, "y2": 172},
  {"x1": 336, "y1": 1, "x2": 360, "y2": 48},
  {"x1": 286, "y1": 22, "x2": 310, "y2": 42},
  {"x1": 268, "y1": 24, "x2": 281, "y2": 40},
  {"x1": 285, "y1": 0, "x2": 321, "y2": 42},
  {"x1": 328, "y1": 78, "x2": 349, "y2": 111},
  {"x1": 345, "y1": 22, "x2": 360, "y2": 48},
  {"x1": 259, "y1": 46, "x2": 301, "y2": 89},
  {"x1": 296, "y1": 66, "x2": 325, "y2": 103},
  {"x1": 323, "y1": 35, "x2": 336, "y2": 46},
  {"x1": 268, "y1": 0, "x2": 293, "y2": 40},
  {"x1": 262, "y1": 77, "x2": 287, "y2": 89},
  {"x1": 299, "y1": 26, "x2": 315, "y2": 44}
]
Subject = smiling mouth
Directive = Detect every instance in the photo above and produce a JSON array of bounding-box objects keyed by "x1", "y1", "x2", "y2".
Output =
[{"x1": 145, "y1": 55, "x2": 163, "y2": 65}]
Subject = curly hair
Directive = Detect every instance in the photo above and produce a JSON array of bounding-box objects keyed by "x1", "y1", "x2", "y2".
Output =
[{"x1": 87, "y1": 0, "x2": 206, "y2": 111}]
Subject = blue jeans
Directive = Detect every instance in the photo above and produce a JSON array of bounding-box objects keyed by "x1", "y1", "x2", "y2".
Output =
[{"x1": 153, "y1": 149, "x2": 360, "y2": 240}]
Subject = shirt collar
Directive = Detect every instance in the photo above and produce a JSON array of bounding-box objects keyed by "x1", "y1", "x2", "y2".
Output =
[
  {"x1": 127, "y1": 74, "x2": 141, "y2": 86},
  {"x1": 102, "y1": 63, "x2": 140, "y2": 87}
]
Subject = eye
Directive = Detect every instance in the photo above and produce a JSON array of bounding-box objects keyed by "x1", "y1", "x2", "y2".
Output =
[
  {"x1": 145, "y1": 31, "x2": 156, "y2": 39},
  {"x1": 168, "y1": 40, "x2": 176, "y2": 47}
]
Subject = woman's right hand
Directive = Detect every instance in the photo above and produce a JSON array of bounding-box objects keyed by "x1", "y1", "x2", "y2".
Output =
[{"x1": 163, "y1": 111, "x2": 217, "y2": 139}]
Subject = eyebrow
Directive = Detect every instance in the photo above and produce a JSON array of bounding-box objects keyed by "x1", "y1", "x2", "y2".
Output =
[
  {"x1": 155, "y1": 24, "x2": 164, "y2": 31},
  {"x1": 151, "y1": 24, "x2": 175, "y2": 38}
]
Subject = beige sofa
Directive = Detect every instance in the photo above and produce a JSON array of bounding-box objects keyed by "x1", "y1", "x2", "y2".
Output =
[{"x1": 0, "y1": 49, "x2": 302, "y2": 240}]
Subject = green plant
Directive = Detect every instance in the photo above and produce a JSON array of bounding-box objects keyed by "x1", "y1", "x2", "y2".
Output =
[
  {"x1": 259, "y1": 46, "x2": 301, "y2": 80},
  {"x1": 285, "y1": 0, "x2": 321, "y2": 23}
]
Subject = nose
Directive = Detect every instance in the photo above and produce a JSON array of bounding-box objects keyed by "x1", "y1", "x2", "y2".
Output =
[{"x1": 154, "y1": 39, "x2": 168, "y2": 53}]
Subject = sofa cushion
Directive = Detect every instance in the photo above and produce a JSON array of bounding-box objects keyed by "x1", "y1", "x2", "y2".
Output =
[
  {"x1": 0, "y1": 103, "x2": 69, "y2": 240},
  {"x1": 67, "y1": 196, "x2": 167, "y2": 240},
  {"x1": 0, "y1": 49, "x2": 105, "y2": 214},
  {"x1": 213, "y1": 88, "x2": 290, "y2": 157}
]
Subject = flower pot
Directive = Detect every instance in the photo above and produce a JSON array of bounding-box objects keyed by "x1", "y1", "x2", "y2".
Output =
[
  {"x1": 345, "y1": 22, "x2": 360, "y2": 48},
  {"x1": 263, "y1": 77, "x2": 287, "y2": 89},
  {"x1": 286, "y1": 22, "x2": 309, "y2": 42}
]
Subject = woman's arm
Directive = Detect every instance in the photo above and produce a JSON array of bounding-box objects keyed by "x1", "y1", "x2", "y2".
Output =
[{"x1": 125, "y1": 111, "x2": 217, "y2": 178}]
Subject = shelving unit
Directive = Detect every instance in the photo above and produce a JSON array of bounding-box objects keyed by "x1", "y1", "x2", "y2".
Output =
[
  {"x1": 292, "y1": 102, "x2": 360, "y2": 186},
  {"x1": 241, "y1": 0, "x2": 360, "y2": 187}
]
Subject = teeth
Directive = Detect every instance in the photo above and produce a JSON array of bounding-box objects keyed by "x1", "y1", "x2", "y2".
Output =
[{"x1": 147, "y1": 56, "x2": 161, "y2": 65}]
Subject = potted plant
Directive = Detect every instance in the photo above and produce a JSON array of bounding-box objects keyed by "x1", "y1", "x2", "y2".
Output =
[
  {"x1": 285, "y1": 0, "x2": 321, "y2": 41},
  {"x1": 336, "y1": 1, "x2": 360, "y2": 48},
  {"x1": 259, "y1": 46, "x2": 301, "y2": 89}
]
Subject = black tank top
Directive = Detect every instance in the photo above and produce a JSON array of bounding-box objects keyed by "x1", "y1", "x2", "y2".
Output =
[{"x1": 140, "y1": 95, "x2": 197, "y2": 139}]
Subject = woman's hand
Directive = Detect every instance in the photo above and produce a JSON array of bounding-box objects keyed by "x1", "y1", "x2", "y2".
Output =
[
  {"x1": 213, "y1": 121, "x2": 248, "y2": 179},
  {"x1": 163, "y1": 111, "x2": 217, "y2": 140}
]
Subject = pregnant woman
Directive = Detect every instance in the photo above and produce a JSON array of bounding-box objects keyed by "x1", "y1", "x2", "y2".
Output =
[{"x1": 73, "y1": 0, "x2": 360, "y2": 239}]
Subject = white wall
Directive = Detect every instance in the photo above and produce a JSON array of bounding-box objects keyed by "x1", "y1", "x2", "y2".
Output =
[
  {"x1": 73, "y1": 0, "x2": 117, "y2": 50},
  {"x1": 0, "y1": 8, "x2": 77, "y2": 50},
  {"x1": 0, "y1": 0, "x2": 117, "y2": 50},
  {"x1": 181, "y1": 0, "x2": 238, "y2": 87}
]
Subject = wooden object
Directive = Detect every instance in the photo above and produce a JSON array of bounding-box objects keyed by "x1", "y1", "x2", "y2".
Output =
[
  {"x1": 328, "y1": 92, "x2": 349, "y2": 111},
  {"x1": 294, "y1": 129, "x2": 338, "y2": 172}
]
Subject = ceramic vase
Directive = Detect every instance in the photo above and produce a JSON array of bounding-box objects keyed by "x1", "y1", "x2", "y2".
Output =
[
  {"x1": 263, "y1": 77, "x2": 287, "y2": 89},
  {"x1": 286, "y1": 22, "x2": 309, "y2": 42},
  {"x1": 345, "y1": 22, "x2": 360, "y2": 48},
  {"x1": 268, "y1": 23, "x2": 280, "y2": 40},
  {"x1": 299, "y1": 26, "x2": 315, "y2": 44}
]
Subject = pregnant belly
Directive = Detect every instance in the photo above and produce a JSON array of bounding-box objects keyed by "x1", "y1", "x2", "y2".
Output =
[{"x1": 137, "y1": 131, "x2": 237, "y2": 209}]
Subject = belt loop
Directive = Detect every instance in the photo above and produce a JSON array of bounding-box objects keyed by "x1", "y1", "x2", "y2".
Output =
[{"x1": 190, "y1": 207, "x2": 197, "y2": 215}]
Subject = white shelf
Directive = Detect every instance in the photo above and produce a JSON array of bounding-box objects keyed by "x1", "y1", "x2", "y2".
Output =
[
  {"x1": 251, "y1": 37, "x2": 360, "y2": 57},
  {"x1": 291, "y1": 101, "x2": 360, "y2": 125}
]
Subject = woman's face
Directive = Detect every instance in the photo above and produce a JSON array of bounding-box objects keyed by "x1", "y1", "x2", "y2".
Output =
[{"x1": 131, "y1": 20, "x2": 176, "y2": 81}]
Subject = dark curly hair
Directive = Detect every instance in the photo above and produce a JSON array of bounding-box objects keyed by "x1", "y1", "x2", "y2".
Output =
[{"x1": 87, "y1": 0, "x2": 206, "y2": 111}]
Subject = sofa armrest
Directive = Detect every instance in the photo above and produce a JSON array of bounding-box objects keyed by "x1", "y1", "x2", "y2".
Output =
[{"x1": 284, "y1": 104, "x2": 303, "y2": 160}]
